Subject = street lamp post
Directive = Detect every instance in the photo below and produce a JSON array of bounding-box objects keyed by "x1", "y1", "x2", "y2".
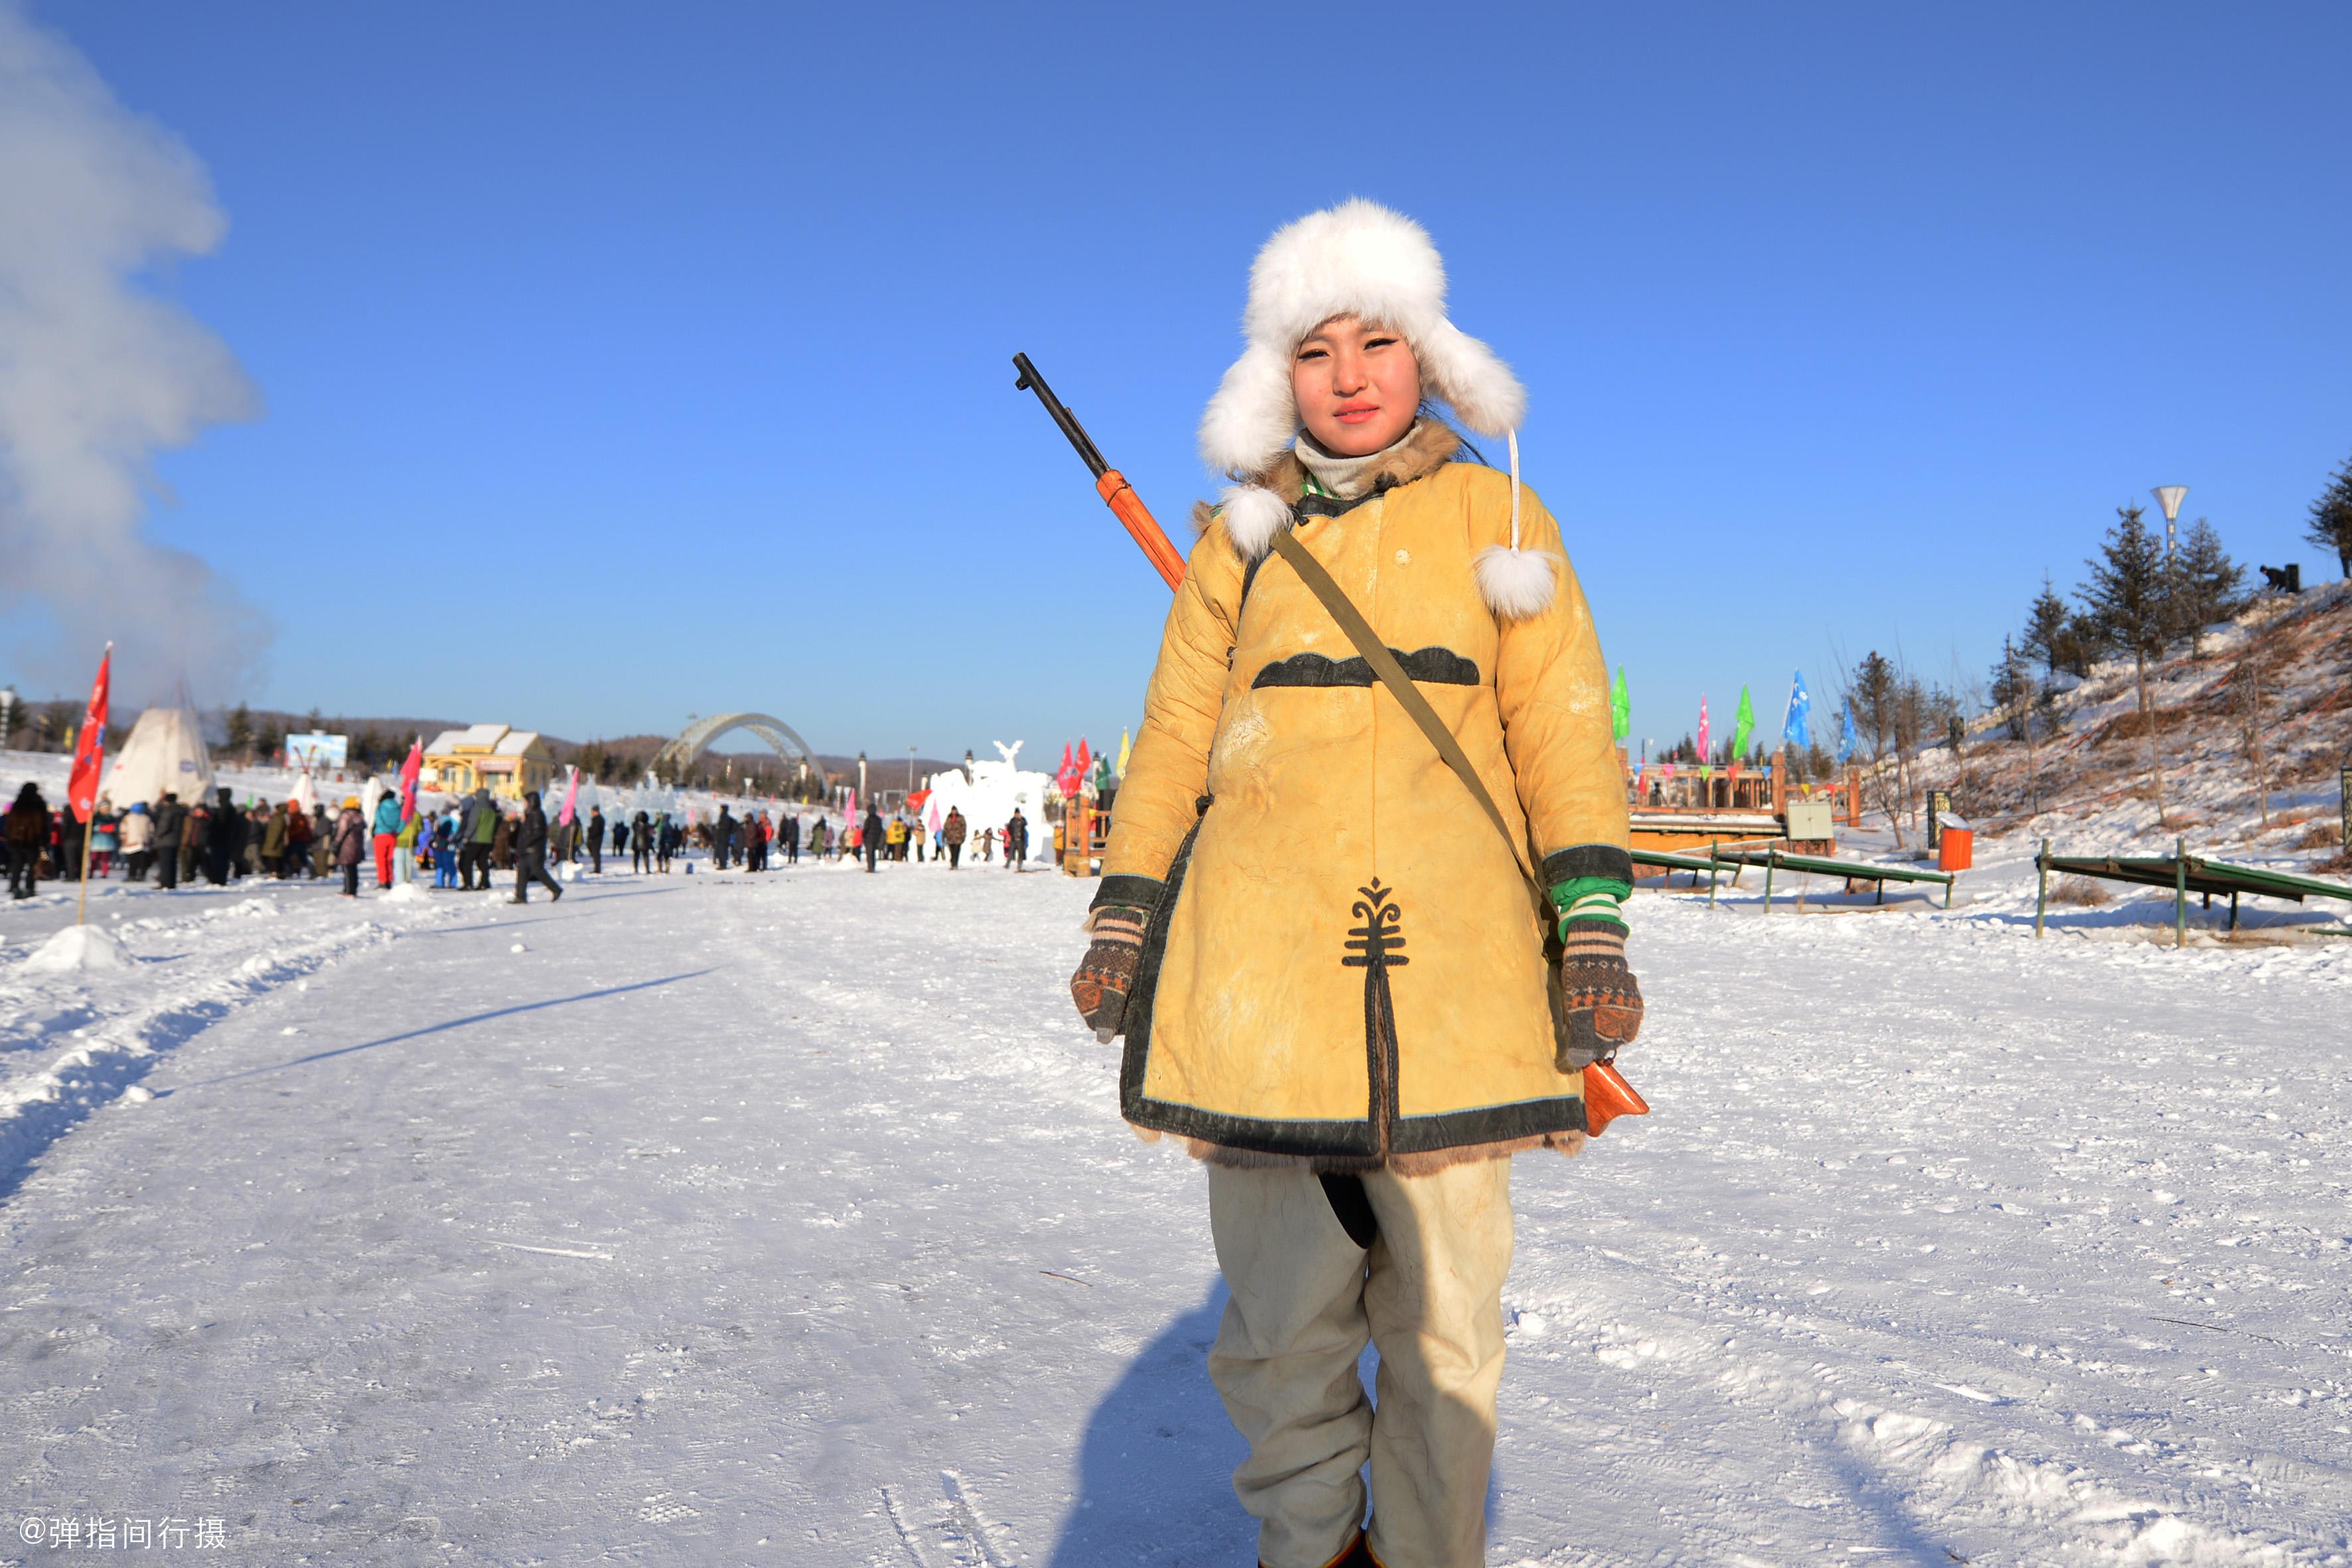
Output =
[
  {"x1": 856, "y1": 751, "x2": 868, "y2": 802},
  {"x1": 2152, "y1": 485, "x2": 2189, "y2": 565},
  {"x1": 907, "y1": 746, "x2": 917, "y2": 794}
]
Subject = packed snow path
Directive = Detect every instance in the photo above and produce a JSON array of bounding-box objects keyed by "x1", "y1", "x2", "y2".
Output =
[{"x1": 1, "y1": 860, "x2": 2346, "y2": 1565}]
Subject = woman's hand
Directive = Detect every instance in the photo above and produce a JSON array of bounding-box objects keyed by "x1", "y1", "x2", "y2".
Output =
[
  {"x1": 1071, "y1": 906, "x2": 1149, "y2": 1042},
  {"x1": 1556, "y1": 919, "x2": 1643, "y2": 1072}
]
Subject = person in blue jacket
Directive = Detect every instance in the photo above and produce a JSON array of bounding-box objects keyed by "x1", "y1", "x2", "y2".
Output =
[{"x1": 371, "y1": 791, "x2": 403, "y2": 889}]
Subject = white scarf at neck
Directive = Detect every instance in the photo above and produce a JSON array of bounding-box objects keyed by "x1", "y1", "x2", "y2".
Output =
[{"x1": 1293, "y1": 421, "x2": 1424, "y2": 503}]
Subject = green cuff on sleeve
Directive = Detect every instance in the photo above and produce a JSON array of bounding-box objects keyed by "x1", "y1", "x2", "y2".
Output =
[{"x1": 1548, "y1": 874, "x2": 1629, "y2": 937}]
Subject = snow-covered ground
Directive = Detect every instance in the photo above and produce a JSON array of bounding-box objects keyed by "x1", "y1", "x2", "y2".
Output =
[{"x1": 2, "y1": 819, "x2": 2348, "y2": 1563}]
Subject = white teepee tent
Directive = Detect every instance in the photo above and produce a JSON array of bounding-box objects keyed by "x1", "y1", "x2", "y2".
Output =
[{"x1": 104, "y1": 705, "x2": 214, "y2": 809}]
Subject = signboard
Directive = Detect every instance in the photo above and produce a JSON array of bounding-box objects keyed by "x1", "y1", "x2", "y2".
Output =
[
  {"x1": 285, "y1": 731, "x2": 348, "y2": 769},
  {"x1": 1926, "y1": 788, "x2": 1952, "y2": 850}
]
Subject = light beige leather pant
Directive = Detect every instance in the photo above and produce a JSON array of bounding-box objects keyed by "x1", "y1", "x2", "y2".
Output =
[{"x1": 1206, "y1": 1158, "x2": 1514, "y2": 1568}]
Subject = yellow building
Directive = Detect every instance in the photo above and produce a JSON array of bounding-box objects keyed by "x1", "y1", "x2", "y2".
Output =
[{"x1": 420, "y1": 724, "x2": 556, "y2": 801}]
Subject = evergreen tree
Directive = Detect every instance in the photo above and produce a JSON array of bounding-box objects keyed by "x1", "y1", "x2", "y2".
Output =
[
  {"x1": 1990, "y1": 637, "x2": 2033, "y2": 743},
  {"x1": 2306, "y1": 451, "x2": 2352, "y2": 580},
  {"x1": 2170, "y1": 516, "x2": 2244, "y2": 653},
  {"x1": 1845, "y1": 651, "x2": 1911, "y2": 844},
  {"x1": 255, "y1": 719, "x2": 283, "y2": 763},
  {"x1": 225, "y1": 703, "x2": 254, "y2": 760},
  {"x1": 2057, "y1": 609, "x2": 2102, "y2": 677},
  {"x1": 2078, "y1": 503, "x2": 2171, "y2": 823},
  {"x1": 2021, "y1": 574, "x2": 2071, "y2": 682}
]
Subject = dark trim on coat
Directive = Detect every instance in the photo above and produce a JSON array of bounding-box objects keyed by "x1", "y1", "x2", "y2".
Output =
[
  {"x1": 1540, "y1": 843, "x2": 1634, "y2": 889},
  {"x1": 1252, "y1": 646, "x2": 1480, "y2": 691},
  {"x1": 1091, "y1": 874, "x2": 1165, "y2": 913},
  {"x1": 1117, "y1": 818, "x2": 1202, "y2": 1115},
  {"x1": 1389, "y1": 1095, "x2": 1589, "y2": 1154},
  {"x1": 1294, "y1": 490, "x2": 1383, "y2": 519}
]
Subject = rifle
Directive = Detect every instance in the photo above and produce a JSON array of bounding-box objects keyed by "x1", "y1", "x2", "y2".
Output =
[
  {"x1": 1012, "y1": 353, "x2": 1187, "y2": 590},
  {"x1": 1012, "y1": 352, "x2": 1648, "y2": 1137}
]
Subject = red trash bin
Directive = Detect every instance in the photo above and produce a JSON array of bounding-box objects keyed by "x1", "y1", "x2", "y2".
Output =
[{"x1": 1937, "y1": 824, "x2": 1973, "y2": 872}]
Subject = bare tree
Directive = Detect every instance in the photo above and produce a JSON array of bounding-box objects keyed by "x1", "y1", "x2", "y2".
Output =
[
  {"x1": 1991, "y1": 636, "x2": 2042, "y2": 816},
  {"x1": 2233, "y1": 626, "x2": 2280, "y2": 828}
]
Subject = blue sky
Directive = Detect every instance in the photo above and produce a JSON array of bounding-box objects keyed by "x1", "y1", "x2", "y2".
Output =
[{"x1": 16, "y1": 1, "x2": 2351, "y2": 761}]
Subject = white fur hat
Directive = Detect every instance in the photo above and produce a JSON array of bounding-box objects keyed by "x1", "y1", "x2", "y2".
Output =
[
  {"x1": 1202, "y1": 199, "x2": 1555, "y2": 617},
  {"x1": 1200, "y1": 199, "x2": 1525, "y2": 479}
]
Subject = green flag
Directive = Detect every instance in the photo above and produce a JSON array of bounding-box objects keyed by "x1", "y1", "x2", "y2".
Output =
[
  {"x1": 1610, "y1": 666, "x2": 1630, "y2": 744},
  {"x1": 1732, "y1": 685, "x2": 1755, "y2": 761}
]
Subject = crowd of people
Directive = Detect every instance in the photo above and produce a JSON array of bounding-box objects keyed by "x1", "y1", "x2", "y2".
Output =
[{"x1": 3, "y1": 776, "x2": 1047, "y2": 903}]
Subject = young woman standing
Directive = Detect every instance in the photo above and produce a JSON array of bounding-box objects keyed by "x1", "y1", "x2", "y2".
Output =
[{"x1": 1071, "y1": 200, "x2": 1643, "y2": 1568}]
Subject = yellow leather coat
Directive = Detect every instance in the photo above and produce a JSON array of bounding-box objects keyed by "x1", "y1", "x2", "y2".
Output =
[{"x1": 1098, "y1": 430, "x2": 1630, "y2": 1172}]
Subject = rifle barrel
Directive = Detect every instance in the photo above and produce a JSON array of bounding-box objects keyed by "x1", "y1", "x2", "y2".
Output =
[{"x1": 1012, "y1": 353, "x2": 1109, "y2": 478}]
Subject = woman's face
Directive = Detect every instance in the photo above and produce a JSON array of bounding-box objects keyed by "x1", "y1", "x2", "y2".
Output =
[{"x1": 1291, "y1": 315, "x2": 1421, "y2": 457}]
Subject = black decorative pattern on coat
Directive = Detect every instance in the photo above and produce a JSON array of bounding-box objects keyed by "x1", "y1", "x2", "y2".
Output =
[
  {"x1": 1252, "y1": 647, "x2": 1480, "y2": 690},
  {"x1": 1343, "y1": 880, "x2": 1408, "y2": 1152}
]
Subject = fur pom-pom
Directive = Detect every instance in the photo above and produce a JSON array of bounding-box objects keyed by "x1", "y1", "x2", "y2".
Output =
[
  {"x1": 1217, "y1": 483, "x2": 1292, "y2": 561},
  {"x1": 1473, "y1": 545, "x2": 1560, "y2": 619}
]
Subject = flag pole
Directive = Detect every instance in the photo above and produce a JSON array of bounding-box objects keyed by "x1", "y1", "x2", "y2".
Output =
[{"x1": 76, "y1": 818, "x2": 93, "y2": 926}]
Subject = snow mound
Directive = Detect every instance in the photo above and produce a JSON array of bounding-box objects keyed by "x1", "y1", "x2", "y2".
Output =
[
  {"x1": 22, "y1": 925, "x2": 131, "y2": 975},
  {"x1": 557, "y1": 862, "x2": 582, "y2": 883},
  {"x1": 381, "y1": 883, "x2": 427, "y2": 903}
]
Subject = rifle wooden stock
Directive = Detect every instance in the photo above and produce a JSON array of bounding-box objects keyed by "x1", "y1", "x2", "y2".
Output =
[{"x1": 1096, "y1": 470, "x2": 1186, "y2": 590}]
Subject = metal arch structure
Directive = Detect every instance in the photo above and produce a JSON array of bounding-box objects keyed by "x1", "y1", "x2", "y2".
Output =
[{"x1": 653, "y1": 712, "x2": 821, "y2": 780}]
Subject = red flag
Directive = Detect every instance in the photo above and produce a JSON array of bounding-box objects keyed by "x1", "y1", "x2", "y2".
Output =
[
  {"x1": 66, "y1": 644, "x2": 112, "y2": 824},
  {"x1": 398, "y1": 739, "x2": 424, "y2": 823}
]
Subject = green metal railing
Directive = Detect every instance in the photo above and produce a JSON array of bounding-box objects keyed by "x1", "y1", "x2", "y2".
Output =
[
  {"x1": 2035, "y1": 835, "x2": 2352, "y2": 945},
  {"x1": 1632, "y1": 843, "x2": 1955, "y2": 911}
]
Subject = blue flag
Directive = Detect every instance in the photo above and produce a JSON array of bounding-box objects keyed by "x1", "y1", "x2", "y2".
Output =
[
  {"x1": 1782, "y1": 671, "x2": 1812, "y2": 751},
  {"x1": 1836, "y1": 700, "x2": 1857, "y2": 765}
]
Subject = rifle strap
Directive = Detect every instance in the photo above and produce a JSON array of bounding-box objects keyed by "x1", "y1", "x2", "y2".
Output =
[{"x1": 1268, "y1": 526, "x2": 1541, "y2": 894}]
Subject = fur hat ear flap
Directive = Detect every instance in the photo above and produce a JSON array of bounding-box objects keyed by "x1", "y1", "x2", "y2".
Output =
[
  {"x1": 1198, "y1": 343, "x2": 1296, "y2": 479},
  {"x1": 1216, "y1": 483, "x2": 1292, "y2": 562}
]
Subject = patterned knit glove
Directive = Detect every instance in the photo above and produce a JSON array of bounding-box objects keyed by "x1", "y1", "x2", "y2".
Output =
[
  {"x1": 1556, "y1": 918, "x2": 1643, "y2": 1073},
  {"x1": 1071, "y1": 905, "x2": 1148, "y2": 1042}
]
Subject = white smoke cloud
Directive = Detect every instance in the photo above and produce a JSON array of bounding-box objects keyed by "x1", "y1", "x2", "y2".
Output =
[{"x1": 0, "y1": 0, "x2": 265, "y2": 702}]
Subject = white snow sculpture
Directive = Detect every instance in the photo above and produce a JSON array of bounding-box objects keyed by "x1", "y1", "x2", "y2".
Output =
[{"x1": 920, "y1": 741, "x2": 1058, "y2": 864}]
